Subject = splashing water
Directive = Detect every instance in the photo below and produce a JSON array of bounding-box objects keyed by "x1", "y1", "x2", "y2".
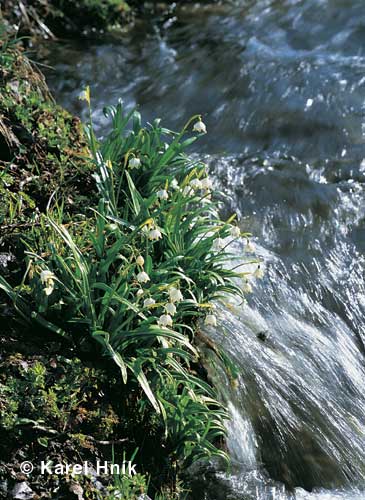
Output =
[{"x1": 38, "y1": 0, "x2": 365, "y2": 497}]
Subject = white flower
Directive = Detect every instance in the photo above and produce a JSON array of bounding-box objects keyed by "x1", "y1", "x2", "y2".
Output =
[
  {"x1": 148, "y1": 228, "x2": 162, "y2": 241},
  {"x1": 165, "y1": 302, "x2": 177, "y2": 316},
  {"x1": 193, "y1": 120, "x2": 207, "y2": 134},
  {"x1": 230, "y1": 226, "x2": 241, "y2": 238},
  {"x1": 200, "y1": 177, "x2": 213, "y2": 190},
  {"x1": 243, "y1": 281, "x2": 253, "y2": 294},
  {"x1": 204, "y1": 314, "x2": 217, "y2": 327},
  {"x1": 137, "y1": 271, "x2": 150, "y2": 283},
  {"x1": 254, "y1": 266, "x2": 264, "y2": 279},
  {"x1": 158, "y1": 314, "x2": 173, "y2": 328},
  {"x1": 213, "y1": 237, "x2": 225, "y2": 251},
  {"x1": 144, "y1": 298, "x2": 156, "y2": 308},
  {"x1": 40, "y1": 270, "x2": 55, "y2": 296},
  {"x1": 136, "y1": 289, "x2": 144, "y2": 297},
  {"x1": 128, "y1": 157, "x2": 141, "y2": 169},
  {"x1": 182, "y1": 186, "x2": 194, "y2": 197},
  {"x1": 157, "y1": 189, "x2": 168, "y2": 201},
  {"x1": 171, "y1": 178, "x2": 179, "y2": 189},
  {"x1": 136, "y1": 255, "x2": 145, "y2": 267},
  {"x1": 190, "y1": 178, "x2": 202, "y2": 190},
  {"x1": 169, "y1": 287, "x2": 183, "y2": 303},
  {"x1": 245, "y1": 240, "x2": 255, "y2": 253}
]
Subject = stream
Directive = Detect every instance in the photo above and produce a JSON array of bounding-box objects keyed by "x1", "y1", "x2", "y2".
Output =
[{"x1": 38, "y1": 0, "x2": 365, "y2": 498}]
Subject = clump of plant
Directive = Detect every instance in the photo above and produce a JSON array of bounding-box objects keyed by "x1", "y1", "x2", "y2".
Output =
[{"x1": 0, "y1": 91, "x2": 262, "y2": 494}]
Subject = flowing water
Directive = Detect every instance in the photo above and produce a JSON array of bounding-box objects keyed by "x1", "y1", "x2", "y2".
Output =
[{"x1": 38, "y1": 0, "x2": 365, "y2": 498}]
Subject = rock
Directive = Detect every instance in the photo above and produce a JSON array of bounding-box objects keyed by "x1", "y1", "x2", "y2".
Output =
[{"x1": 11, "y1": 482, "x2": 34, "y2": 500}]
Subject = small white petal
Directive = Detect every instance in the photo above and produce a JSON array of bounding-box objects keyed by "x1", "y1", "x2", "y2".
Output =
[
  {"x1": 171, "y1": 178, "x2": 179, "y2": 189},
  {"x1": 136, "y1": 289, "x2": 144, "y2": 297}
]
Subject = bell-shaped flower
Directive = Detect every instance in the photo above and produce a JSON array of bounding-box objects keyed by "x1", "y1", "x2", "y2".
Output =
[
  {"x1": 254, "y1": 266, "x2": 264, "y2": 279},
  {"x1": 245, "y1": 240, "x2": 255, "y2": 253},
  {"x1": 157, "y1": 189, "x2": 168, "y2": 201},
  {"x1": 148, "y1": 228, "x2": 162, "y2": 241},
  {"x1": 242, "y1": 280, "x2": 253, "y2": 294},
  {"x1": 137, "y1": 271, "x2": 150, "y2": 283},
  {"x1": 169, "y1": 287, "x2": 183, "y2": 303},
  {"x1": 165, "y1": 302, "x2": 177, "y2": 316},
  {"x1": 193, "y1": 120, "x2": 207, "y2": 134},
  {"x1": 158, "y1": 314, "x2": 173, "y2": 328},
  {"x1": 143, "y1": 297, "x2": 156, "y2": 308},
  {"x1": 230, "y1": 226, "x2": 241, "y2": 238},
  {"x1": 128, "y1": 157, "x2": 141, "y2": 169}
]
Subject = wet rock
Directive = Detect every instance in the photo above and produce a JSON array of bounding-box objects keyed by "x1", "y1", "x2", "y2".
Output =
[{"x1": 11, "y1": 482, "x2": 34, "y2": 500}]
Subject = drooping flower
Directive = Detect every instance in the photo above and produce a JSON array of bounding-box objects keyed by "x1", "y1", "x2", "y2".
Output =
[
  {"x1": 245, "y1": 240, "x2": 255, "y2": 253},
  {"x1": 169, "y1": 287, "x2": 183, "y2": 303},
  {"x1": 254, "y1": 266, "x2": 264, "y2": 279},
  {"x1": 148, "y1": 228, "x2": 162, "y2": 241},
  {"x1": 242, "y1": 280, "x2": 253, "y2": 294},
  {"x1": 137, "y1": 271, "x2": 150, "y2": 283},
  {"x1": 143, "y1": 297, "x2": 156, "y2": 308},
  {"x1": 204, "y1": 314, "x2": 217, "y2": 327},
  {"x1": 171, "y1": 178, "x2": 179, "y2": 190},
  {"x1": 157, "y1": 189, "x2": 168, "y2": 201},
  {"x1": 213, "y1": 237, "x2": 225, "y2": 251},
  {"x1": 78, "y1": 86, "x2": 90, "y2": 105},
  {"x1": 190, "y1": 178, "x2": 202, "y2": 190},
  {"x1": 158, "y1": 314, "x2": 173, "y2": 328},
  {"x1": 136, "y1": 255, "x2": 145, "y2": 267},
  {"x1": 230, "y1": 226, "x2": 241, "y2": 238},
  {"x1": 193, "y1": 120, "x2": 207, "y2": 134},
  {"x1": 136, "y1": 289, "x2": 144, "y2": 297},
  {"x1": 165, "y1": 302, "x2": 177, "y2": 316},
  {"x1": 128, "y1": 157, "x2": 141, "y2": 169},
  {"x1": 40, "y1": 270, "x2": 56, "y2": 296},
  {"x1": 200, "y1": 177, "x2": 213, "y2": 190}
]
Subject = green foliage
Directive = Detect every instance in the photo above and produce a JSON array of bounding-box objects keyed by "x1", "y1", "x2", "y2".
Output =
[{"x1": 0, "y1": 97, "x2": 258, "y2": 484}]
